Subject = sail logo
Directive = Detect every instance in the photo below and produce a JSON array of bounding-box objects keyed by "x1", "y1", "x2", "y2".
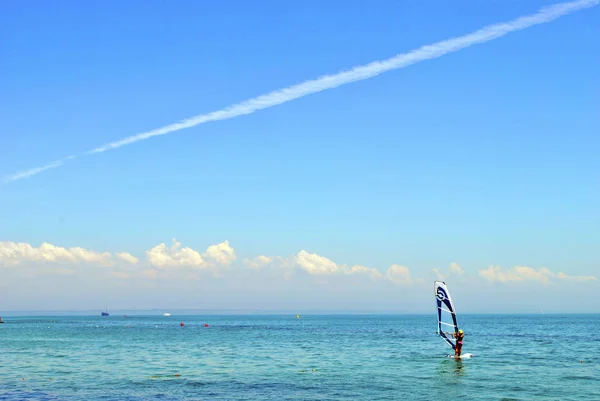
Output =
[{"x1": 436, "y1": 288, "x2": 447, "y2": 302}]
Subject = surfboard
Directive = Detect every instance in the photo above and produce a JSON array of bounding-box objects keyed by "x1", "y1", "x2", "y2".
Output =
[
  {"x1": 447, "y1": 353, "x2": 473, "y2": 359},
  {"x1": 435, "y1": 281, "x2": 470, "y2": 358}
]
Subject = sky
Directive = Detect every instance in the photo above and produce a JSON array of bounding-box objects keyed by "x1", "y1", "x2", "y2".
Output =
[{"x1": 1, "y1": 0, "x2": 599, "y2": 313}]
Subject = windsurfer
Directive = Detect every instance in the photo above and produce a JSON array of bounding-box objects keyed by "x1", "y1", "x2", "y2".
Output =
[{"x1": 453, "y1": 329, "x2": 464, "y2": 357}]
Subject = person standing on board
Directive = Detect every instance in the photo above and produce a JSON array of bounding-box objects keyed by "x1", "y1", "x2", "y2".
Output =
[{"x1": 453, "y1": 329, "x2": 464, "y2": 357}]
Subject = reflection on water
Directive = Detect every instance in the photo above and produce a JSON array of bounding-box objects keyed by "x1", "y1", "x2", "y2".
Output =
[
  {"x1": 436, "y1": 358, "x2": 465, "y2": 379},
  {"x1": 431, "y1": 358, "x2": 469, "y2": 399},
  {"x1": 453, "y1": 359, "x2": 464, "y2": 375},
  {"x1": 436, "y1": 358, "x2": 466, "y2": 382}
]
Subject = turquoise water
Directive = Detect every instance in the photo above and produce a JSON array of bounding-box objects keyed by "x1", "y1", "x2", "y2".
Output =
[{"x1": 1, "y1": 314, "x2": 598, "y2": 400}]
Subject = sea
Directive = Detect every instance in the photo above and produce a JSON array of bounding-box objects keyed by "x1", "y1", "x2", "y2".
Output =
[{"x1": 0, "y1": 314, "x2": 598, "y2": 400}]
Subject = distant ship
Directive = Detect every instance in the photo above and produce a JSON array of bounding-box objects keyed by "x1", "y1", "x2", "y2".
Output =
[
  {"x1": 101, "y1": 307, "x2": 110, "y2": 316},
  {"x1": 163, "y1": 312, "x2": 171, "y2": 317}
]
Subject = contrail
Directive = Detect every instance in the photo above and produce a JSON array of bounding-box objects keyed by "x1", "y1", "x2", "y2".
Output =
[
  {"x1": 3, "y1": 156, "x2": 75, "y2": 183},
  {"x1": 3, "y1": 0, "x2": 598, "y2": 183}
]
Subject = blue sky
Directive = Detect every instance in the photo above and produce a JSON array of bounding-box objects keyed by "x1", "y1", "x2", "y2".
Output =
[{"x1": 1, "y1": 0, "x2": 598, "y2": 312}]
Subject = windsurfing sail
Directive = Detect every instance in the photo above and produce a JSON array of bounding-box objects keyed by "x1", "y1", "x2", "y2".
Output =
[{"x1": 434, "y1": 281, "x2": 459, "y2": 350}]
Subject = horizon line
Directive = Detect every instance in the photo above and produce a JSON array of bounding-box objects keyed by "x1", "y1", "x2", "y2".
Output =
[{"x1": 1, "y1": 309, "x2": 596, "y2": 316}]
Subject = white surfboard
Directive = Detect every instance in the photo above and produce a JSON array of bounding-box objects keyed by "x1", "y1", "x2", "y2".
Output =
[{"x1": 447, "y1": 353, "x2": 474, "y2": 359}]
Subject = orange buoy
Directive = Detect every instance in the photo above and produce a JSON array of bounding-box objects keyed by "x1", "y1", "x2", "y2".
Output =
[{"x1": 204, "y1": 323, "x2": 209, "y2": 327}]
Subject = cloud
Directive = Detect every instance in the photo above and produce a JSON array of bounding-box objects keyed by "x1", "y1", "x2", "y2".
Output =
[
  {"x1": 145, "y1": 239, "x2": 206, "y2": 268},
  {"x1": 479, "y1": 265, "x2": 542, "y2": 283},
  {"x1": 116, "y1": 252, "x2": 139, "y2": 265},
  {"x1": 69, "y1": 247, "x2": 113, "y2": 265},
  {"x1": 0, "y1": 241, "x2": 113, "y2": 266},
  {"x1": 244, "y1": 250, "x2": 391, "y2": 283},
  {"x1": 243, "y1": 255, "x2": 297, "y2": 281},
  {"x1": 386, "y1": 264, "x2": 413, "y2": 284},
  {"x1": 244, "y1": 255, "x2": 274, "y2": 269},
  {"x1": 449, "y1": 262, "x2": 465, "y2": 275},
  {"x1": 556, "y1": 271, "x2": 597, "y2": 282},
  {"x1": 295, "y1": 250, "x2": 340, "y2": 275},
  {"x1": 0, "y1": 239, "x2": 236, "y2": 283},
  {"x1": 432, "y1": 262, "x2": 465, "y2": 280},
  {"x1": 2, "y1": 239, "x2": 595, "y2": 290},
  {"x1": 5, "y1": 0, "x2": 598, "y2": 183},
  {"x1": 203, "y1": 240, "x2": 236, "y2": 265},
  {"x1": 251, "y1": 250, "x2": 414, "y2": 284},
  {"x1": 346, "y1": 265, "x2": 384, "y2": 280},
  {"x1": 478, "y1": 265, "x2": 596, "y2": 284},
  {"x1": 432, "y1": 269, "x2": 445, "y2": 281},
  {"x1": 292, "y1": 251, "x2": 385, "y2": 279},
  {"x1": 145, "y1": 239, "x2": 235, "y2": 271}
]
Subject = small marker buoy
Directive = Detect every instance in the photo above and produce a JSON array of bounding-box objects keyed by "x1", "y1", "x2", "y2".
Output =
[
  {"x1": 204, "y1": 323, "x2": 209, "y2": 327},
  {"x1": 180, "y1": 322, "x2": 184, "y2": 327}
]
